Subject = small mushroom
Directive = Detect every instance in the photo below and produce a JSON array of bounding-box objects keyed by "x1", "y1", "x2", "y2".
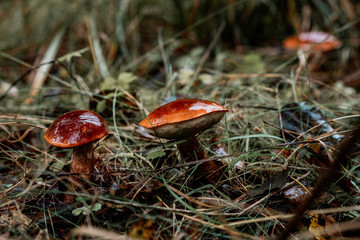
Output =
[
  {"x1": 139, "y1": 99, "x2": 228, "y2": 184},
  {"x1": 44, "y1": 110, "x2": 108, "y2": 202},
  {"x1": 283, "y1": 31, "x2": 341, "y2": 52}
]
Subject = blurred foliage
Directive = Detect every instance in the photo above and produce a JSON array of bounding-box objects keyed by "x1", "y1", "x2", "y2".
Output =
[
  {"x1": 0, "y1": 0, "x2": 358, "y2": 115},
  {"x1": 1, "y1": 0, "x2": 358, "y2": 63},
  {"x1": 1, "y1": 1, "x2": 360, "y2": 239}
]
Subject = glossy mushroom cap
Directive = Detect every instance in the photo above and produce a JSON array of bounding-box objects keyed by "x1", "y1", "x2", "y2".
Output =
[
  {"x1": 44, "y1": 110, "x2": 109, "y2": 148},
  {"x1": 283, "y1": 32, "x2": 341, "y2": 52},
  {"x1": 139, "y1": 99, "x2": 228, "y2": 139}
]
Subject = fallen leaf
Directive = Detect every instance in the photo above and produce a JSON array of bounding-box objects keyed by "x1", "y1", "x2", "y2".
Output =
[{"x1": 128, "y1": 219, "x2": 155, "y2": 240}]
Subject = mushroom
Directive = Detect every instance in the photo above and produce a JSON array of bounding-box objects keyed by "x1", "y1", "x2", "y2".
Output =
[
  {"x1": 44, "y1": 110, "x2": 108, "y2": 202},
  {"x1": 283, "y1": 31, "x2": 341, "y2": 52},
  {"x1": 139, "y1": 99, "x2": 228, "y2": 184}
]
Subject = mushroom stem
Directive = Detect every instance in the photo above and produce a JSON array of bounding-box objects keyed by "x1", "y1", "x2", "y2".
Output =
[
  {"x1": 177, "y1": 136, "x2": 225, "y2": 184},
  {"x1": 64, "y1": 142, "x2": 94, "y2": 203},
  {"x1": 71, "y1": 142, "x2": 95, "y2": 180}
]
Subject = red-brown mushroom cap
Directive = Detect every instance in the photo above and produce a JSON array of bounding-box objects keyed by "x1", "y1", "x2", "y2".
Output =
[
  {"x1": 44, "y1": 110, "x2": 109, "y2": 148},
  {"x1": 139, "y1": 99, "x2": 228, "y2": 139},
  {"x1": 283, "y1": 32, "x2": 341, "y2": 52}
]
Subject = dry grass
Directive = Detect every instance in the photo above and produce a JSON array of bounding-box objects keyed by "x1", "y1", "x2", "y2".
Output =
[{"x1": 1, "y1": 1, "x2": 360, "y2": 239}]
